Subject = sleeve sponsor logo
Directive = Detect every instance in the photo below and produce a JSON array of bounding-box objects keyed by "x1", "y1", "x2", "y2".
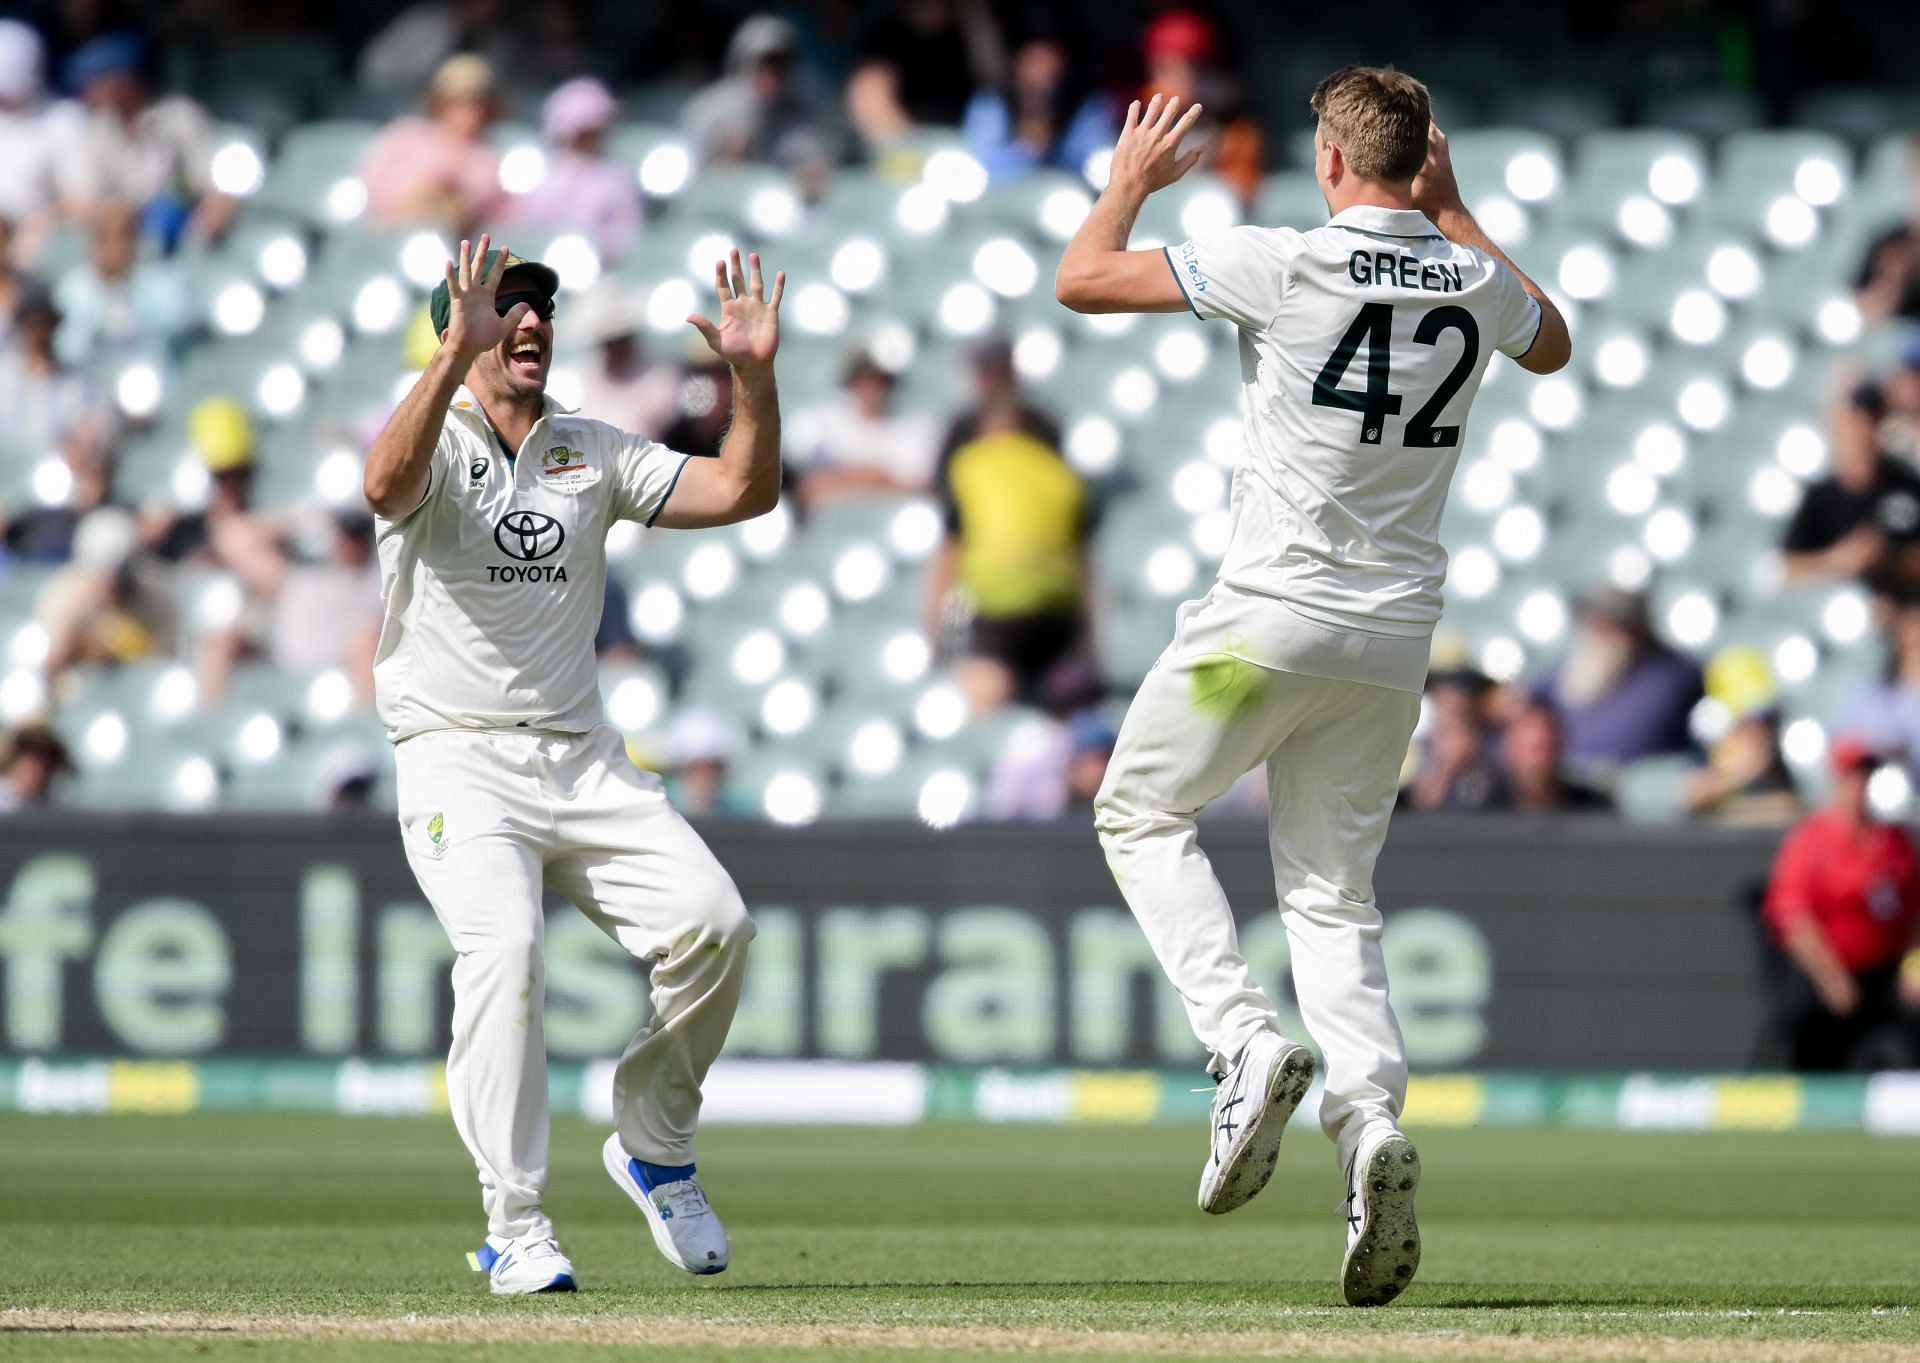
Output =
[{"x1": 1178, "y1": 240, "x2": 1210, "y2": 294}]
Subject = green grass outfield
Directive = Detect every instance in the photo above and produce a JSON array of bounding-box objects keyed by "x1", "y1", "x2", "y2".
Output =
[{"x1": 3, "y1": 1114, "x2": 1918, "y2": 1362}]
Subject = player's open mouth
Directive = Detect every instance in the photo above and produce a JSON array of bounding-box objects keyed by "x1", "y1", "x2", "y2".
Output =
[{"x1": 507, "y1": 341, "x2": 547, "y2": 376}]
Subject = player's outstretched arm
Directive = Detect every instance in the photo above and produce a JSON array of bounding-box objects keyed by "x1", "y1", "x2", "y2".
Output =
[
  {"x1": 364, "y1": 235, "x2": 530, "y2": 517},
  {"x1": 1055, "y1": 94, "x2": 1205, "y2": 314},
  {"x1": 656, "y1": 249, "x2": 785, "y2": 529},
  {"x1": 1413, "y1": 126, "x2": 1573, "y2": 375}
]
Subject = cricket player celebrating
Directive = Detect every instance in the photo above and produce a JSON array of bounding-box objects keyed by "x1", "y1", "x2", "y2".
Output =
[
  {"x1": 1055, "y1": 68, "x2": 1570, "y2": 1305},
  {"x1": 363, "y1": 235, "x2": 785, "y2": 1293}
]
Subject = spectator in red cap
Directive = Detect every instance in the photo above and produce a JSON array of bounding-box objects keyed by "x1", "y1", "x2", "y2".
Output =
[
  {"x1": 1762, "y1": 735, "x2": 1920, "y2": 1069},
  {"x1": 1136, "y1": 9, "x2": 1262, "y2": 202}
]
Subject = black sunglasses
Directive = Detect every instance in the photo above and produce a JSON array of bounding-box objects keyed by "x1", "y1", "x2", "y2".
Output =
[{"x1": 496, "y1": 290, "x2": 556, "y2": 322}]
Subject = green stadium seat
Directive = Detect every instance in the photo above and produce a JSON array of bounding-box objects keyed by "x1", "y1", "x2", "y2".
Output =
[
  {"x1": 1132, "y1": 173, "x2": 1243, "y2": 248},
  {"x1": 1448, "y1": 129, "x2": 1563, "y2": 208},
  {"x1": 1642, "y1": 92, "x2": 1765, "y2": 142},
  {"x1": 1252, "y1": 172, "x2": 1327, "y2": 232},
  {"x1": 1792, "y1": 89, "x2": 1920, "y2": 145},
  {"x1": 1485, "y1": 87, "x2": 1618, "y2": 140},
  {"x1": 1558, "y1": 130, "x2": 1710, "y2": 229},
  {"x1": 253, "y1": 120, "x2": 381, "y2": 225}
]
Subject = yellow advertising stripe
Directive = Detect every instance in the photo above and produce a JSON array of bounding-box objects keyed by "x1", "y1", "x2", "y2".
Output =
[
  {"x1": 1403, "y1": 1074, "x2": 1484, "y2": 1127},
  {"x1": 107, "y1": 1060, "x2": 198, "y2": 1114},
  {"x1": 429, "y1": 1064, "x2": 451, "y2": 1115},
  {"x1": 1710, "y1": 1075, "x2": 1802, "y2": 1130},
  {"x1": 1068, "y1": 1071, "x2": 1161, "y2": 1124}
]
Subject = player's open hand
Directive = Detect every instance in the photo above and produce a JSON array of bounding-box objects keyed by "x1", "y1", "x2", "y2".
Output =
[
  {"x1": 688, "y1": 249, "x2": 784, "y2": 376},
  {"x1": 442, "y1": 234, "x2": 530, "y2": 361},
  {"x1": 1108, "y1": 94, "x2": 1206, "y2": 197},
  {"x1": 1412, "y1": 123, "x2": 1465, "y2": 217}
]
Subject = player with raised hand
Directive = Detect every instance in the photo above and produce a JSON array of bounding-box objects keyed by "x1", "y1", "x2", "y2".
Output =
[
  {"x1": 363, "y1": 234, "x2": 784, "y2": 1292},
  {"x1": 1056, "y1": 70, "x2": 1569, "y2": 1305}
]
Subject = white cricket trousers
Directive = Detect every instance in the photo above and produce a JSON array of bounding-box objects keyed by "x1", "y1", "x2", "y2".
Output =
[
  {"x1": 1095, "y1": 611, "x2": 1420, "y2": 1172},
  {"x1": 394, "y1": 724, "x2": 753, "y2": 1241}
]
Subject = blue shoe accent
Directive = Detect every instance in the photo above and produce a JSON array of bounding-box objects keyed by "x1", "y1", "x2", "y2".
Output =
[
  {"x1": 469, "y1": 1242, "x2": 501, "y2": 1274},
  {"x1": 630, "y1": 1158, "x2": 697, "y2": 1194},
  {"x1": 535, "y1": 1273, "x2": 577, "y2": 1293}
]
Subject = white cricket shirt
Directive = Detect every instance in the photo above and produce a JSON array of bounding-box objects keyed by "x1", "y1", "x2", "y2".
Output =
[
  {"x1": 373, "y1": 388, "x2": 688, "y2": 741},
  {"x1": 1167, "y1": 204, "x2": 1541, "y2": 689}
]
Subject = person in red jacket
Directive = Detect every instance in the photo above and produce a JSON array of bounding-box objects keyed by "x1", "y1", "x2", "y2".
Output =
[{"x1": 1763, "y1": 735, "x2": 1920, "y2": 1069}]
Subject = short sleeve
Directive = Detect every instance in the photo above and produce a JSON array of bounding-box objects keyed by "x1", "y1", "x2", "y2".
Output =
[
  {"x1": 1165, "y1": 226, "x2": 1299, "y2": 330},
  {"x1": 1763, "y1": 824, "x2": 1819, "y2": 931},
  {"x1": 1780, "y1": 485, "x2": 1831, "y2": 554},
  {"x1": 384, "y1": 427, "x2": 463, "y2": 524},
  {"x1": 1489, "y1": 261, "x2": 1544, "y2": 359},
  {"x1": 611, "y1": 431, "x2": 691, "y2": 526}
]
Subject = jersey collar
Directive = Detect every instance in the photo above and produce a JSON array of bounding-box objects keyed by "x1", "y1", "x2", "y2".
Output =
[
  {"x1": 1325, "y1": 205, "x2": 1443, "y2": 242},
  {"x1": 445, "y1": 386, "x2": 580, "y2": 423}
]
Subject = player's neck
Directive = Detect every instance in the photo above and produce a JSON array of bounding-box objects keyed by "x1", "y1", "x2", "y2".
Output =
[
  {"x1": 472, "y1": 386, "x2": 544, "y2": 456},
  {"x1": 1326, "y1": 180, "x2": 1418, "y2": 215}
]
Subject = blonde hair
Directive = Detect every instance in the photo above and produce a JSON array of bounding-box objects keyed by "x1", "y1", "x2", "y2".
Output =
[{"x1": 1309, "y1": 65, "x2": 1431, "y2": 184}]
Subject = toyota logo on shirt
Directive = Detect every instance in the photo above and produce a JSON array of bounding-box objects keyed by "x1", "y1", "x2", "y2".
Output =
[{"x1": 494, "y1": 510, "x2": 565, "y2": 561}]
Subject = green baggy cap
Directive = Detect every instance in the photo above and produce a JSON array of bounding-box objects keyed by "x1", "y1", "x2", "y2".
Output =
[{"x1": 428, "y1": 248, "x2": 560, "y2": 335}]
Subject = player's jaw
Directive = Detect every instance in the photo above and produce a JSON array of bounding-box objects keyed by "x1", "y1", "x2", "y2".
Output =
[{"x1": 491, "y1": 318, "x2": 552, "y2": 395}]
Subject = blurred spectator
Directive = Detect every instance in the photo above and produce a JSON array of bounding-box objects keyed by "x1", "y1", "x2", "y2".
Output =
[
  {"x1": 1136, "y1": 9, "x2": 1261, "y2": 202},
  {"x1": 683, "y1": 15, "x2": 831, "y2": 184},
  {"x1": 1780, "y1": 381, "x2": 1920, "y2": 598},
  {"x1": 5, "y1": 435, "x2": 115, "y2": 563},
  {"x1": 53, "y1": 32, "x2": 232, "y2": 250},
  {"x1": 962, "y1": 21, "x2": 1112, "y2": 182},
  {"x1": 664, "y1": 708, "x2": 748, "y2": 817},
  {"x1": 1403, "y1": 666, "x2": 1503, "y2": 812},
  {"x1": 572, "y1": 287, "x2": 681, "y2": 440},
  {"x1": 1685, "y1": 708, "x2": 1797, "y2": 825},
  {"x1": 0, "y1": 722, "x2": 70, "y2": 811},
  {"x1": 1877, "y1": 336, "x2": 1920, "y2": 464},
  {"x1": 270, "y1": 510, "x2": 381, "y2": 707},
  {"x1": 928, "y1": 337, "x2": 1094, "y2": 712},
  {"x1": 511, "y1": 77, "x2": 643, "y2": 260},
  {"x1": 1762, "y1": 736, "x2": 1920, "y2": 1070},
  {"x1": 1536, "y1": 587, "x2": 1703, "y2": 778},
  {"x1": 358, "y1": 0, "x2": 515, "y2": 97},
  {"x1": 789, "y1": 348, "x2": 940, "y2": 510},
  {"x1": 360, "y1": 54, "x2": 505, "y2": 234},
  {"x1": 53, "y1": 198, "x2": 193, "y2": 364},
  {"x1": 596, "y1": 576, "x2": 638, "y2": 661},
  {"x1": 1683, "y1": 645, "x2": 1799, "y2": 825},
  {"x1": 145, "y1": 398, "x2": 289, "y2": 704},
  {"x1": 0, "y1": 283, "x2": 101, "y2": 454},
  {"x1": 661, "y1": 363, "x2": 734, "y2": 458},
  {"x1": 987, "y1": 707, "x2": 1115, "y2": 820},
  {"x1": 1491, "y1": 702, "x2": 1610, "y2": 814},
  {"x1": 315, "y1": 740, "x2": 379, "y2": 811},
  {"x1": 0, "y1": 215, "x2": 31, "y2": 347},
  {"x1": 1838, "y1": 599, "x2": 1920, "y2": 777},
  {"x1": 0, "y1": 21, "x2": 74, "y2": 256},
  {"x1": 38, "y1": 505, "x2": 178, "y2": 680},
  {"x1": 847, "y1": 0, "x2": 1006, "y2": 153},
  {"x1": 1854, "y1": 132, "x2": 1920, "y2": 325}
]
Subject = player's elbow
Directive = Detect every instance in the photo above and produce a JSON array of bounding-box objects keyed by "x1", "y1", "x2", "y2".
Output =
[
  {"x1": 1515, "y1": 343, "x2": 1571, "y2": 376},
  {"x1": 362, "y1": 469, "x2": 408, "y2": 518},
  {"x1": 734, "y1": 474, "x2": 780, "y2": 522},
  {"x1": 1054, "y1": 262, "x2": 1099, "y2": 313}
]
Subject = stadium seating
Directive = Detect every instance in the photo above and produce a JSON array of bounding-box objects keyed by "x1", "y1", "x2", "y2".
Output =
[{"x1": 8, "y1": 101, "x2": 1910, "y2": 823}]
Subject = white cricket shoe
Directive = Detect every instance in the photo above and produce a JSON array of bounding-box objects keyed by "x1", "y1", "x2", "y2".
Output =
[
  {"x1": 1341, "y1": 1131, "x2": 1422, "y2": 1306},
  {"x1": 602, "y1": 1133, "x2": 729, "y2": 1275},
  {"x1": 466, "y1": 1233, "x2": 577, "y2": 1295},
  {"x1": 1197, "y1": 1031, "x2": 1317, "y2": 1214}
]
